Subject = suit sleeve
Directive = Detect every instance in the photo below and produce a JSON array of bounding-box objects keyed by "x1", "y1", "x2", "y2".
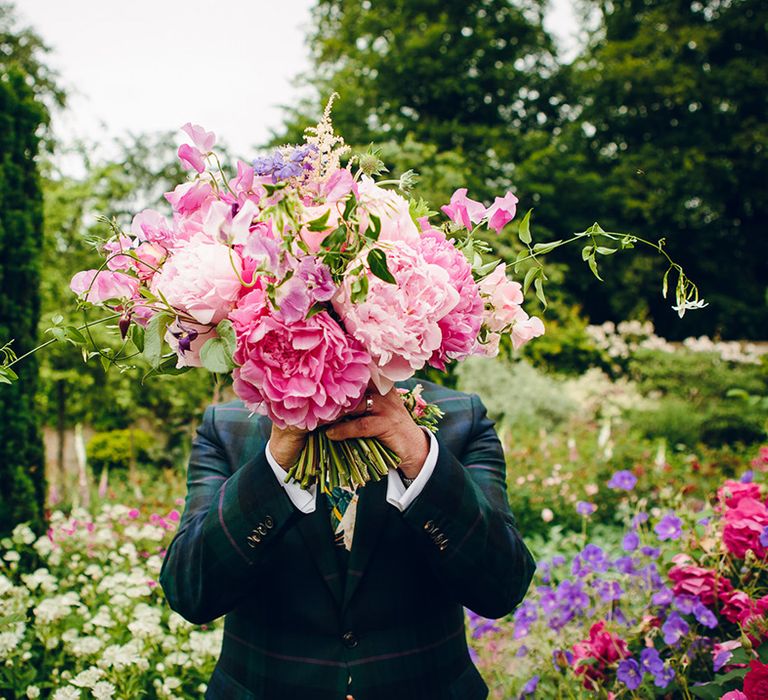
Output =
[
  {"x1": 400, "y1": 394, "x2": 536, "y2": 619},
  {"x1": 159, "y1": 405, "x2": 298, "y2": 624}
]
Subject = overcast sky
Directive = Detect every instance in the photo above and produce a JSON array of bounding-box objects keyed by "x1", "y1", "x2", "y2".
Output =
[{"x1": 19, "y1": 0, "x2": 580, "y2": 163}]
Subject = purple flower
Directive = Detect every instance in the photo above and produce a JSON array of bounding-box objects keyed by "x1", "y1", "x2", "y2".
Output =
[
  {"x1": 572, "y1": 544, "x2": 608, "y2": 576},
  {"x1": 640, "y1": 648, "x2": 664, "y2": 675},
  {"x1": 617, "y1": 658, "x2": 642, "y2": 690},
  {"x1": 653, "y1": 665, "x2": 675, "y2": 688},
  {"x1": 596, "y1": 580, "x2": 623, "y2": 603},
  {"x1": 622, "y1": 531, "x2": 640, "y2": 552},
  {"x1": 512, "y1": 601, "x2": 537, "y2": 639},
  {"x1": 552, "y1": 649, "x2": 573, "y2": 671},
  {"x1": 607, "y1": 470, "x2": 638, "y2": 491},
  {"x1": 713, "y1": 648, "x2": 734, "y2": 672},
  {"x1": 641, "y1": 545, "x2": 661, "y2": 559},
  {"x1": 632, "y1": 512, "x2": 649, "y2": 527},
  {"x1": 760, "y1": 525, "x2": 768, "y2": 549},
  {"x1": 551, "y1": 555, "x2": 566, "y2": 567},
  {"x1": 673, "y1": 595, "x2": 696, "y2": 615},
  {"x1": 296, "y1": 257, "x2": 335, "y2": 303},
  {"x1": 740, "y1": 470, "x2": 754, "y2": 483},
  {"x1": 697, "y1": 516, "x2": 711, "y2": 526},
  {"x1": 614, "y1": 556, "x2": 638, "y2": 575},
  {"x1": 519, "y1": 675, "x2": 539, "y2": 698},
  {"x1": 576, "y1": 501, "x2": 597, "y2": 516},
  {"x1": 516, "y1": 645, "x2": 529, "y2": 657},
  {"x1": 662, "y1": 611, "x2": 690, "y2": 645},
  {"x1": 655, "y1": 513, "x2": 683, "y2": 541},
  {"x1": 693, "y1": 601, "x2": 718, "y2": 629},
  {"x1": 652, "y1": 586, "x2": 674, "y2": 606}
]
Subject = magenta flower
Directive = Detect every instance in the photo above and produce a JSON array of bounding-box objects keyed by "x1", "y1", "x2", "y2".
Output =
[
  {"x1": 178, "y1": 143, "x2": 206, "y2": 173},
  {"x1": 440, "y1": 188, "x2": 487, "y2": 230},
  {"x1": 232, "y1": 296, "x2": 371, "y2": 430},
  {"x1": 485, "y1": 191, "x2": 519, "y2": 233}
]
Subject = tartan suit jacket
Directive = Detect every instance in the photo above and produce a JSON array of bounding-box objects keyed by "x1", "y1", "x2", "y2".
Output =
[{"x1": 159, "y1": 379, "x2": 536, "y2": 700}]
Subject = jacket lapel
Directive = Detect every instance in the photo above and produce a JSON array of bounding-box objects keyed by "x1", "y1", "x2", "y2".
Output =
[
  {"x1": 294, "y1": 486, "x2": 344, "y2": 609},
  {"x1": 342, "y1": 476, "x2": 391, "y2": 609}
]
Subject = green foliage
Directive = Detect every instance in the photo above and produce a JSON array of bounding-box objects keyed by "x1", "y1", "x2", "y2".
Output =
[
  {"x1": 0, "y1": 56, "x2": 49, "y2": 533},
  {"x1": 86, "y1": 429, "x2": 155, "y2": 473}
]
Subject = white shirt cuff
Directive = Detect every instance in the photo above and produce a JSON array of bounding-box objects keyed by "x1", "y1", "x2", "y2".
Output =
[
  {"x1": 265, "y1": 440, "x2": 317, "y2": 514},
  {"x1": 386, "y1": 429, "x2": 438, "y2": 512}
]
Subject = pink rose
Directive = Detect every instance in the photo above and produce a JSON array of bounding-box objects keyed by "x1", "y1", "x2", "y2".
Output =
[
  {"x1": 668, "y1": 564, "x2": 732, "y2": 606},
  {"x1": 719, "y1": 480, "x2": 762, "y2": 508},
  {"x1": 572, "y1": 622, "x2": 629, "y2": 689},
  {"x1": 152, "y1": 240, "x2": 243, "y2": 325},
  {"x1": 357, "y1": 176, "x2": 419, "y2": 244},
  {"x1": 333, "y1": 241, "x2": 459, "y2": 393},
  {"x1": 70, "y1": 270, "x2": 139, "y2": 304},
  {"x1": 232, "y1": 303, "x2": 371, "y2": 431},
  {"x1": 720, "y1": 590, "x2": 768, "y2": 627},
  {"x1": 723, "y1": 497, "x2": 768, "y2": 559}
]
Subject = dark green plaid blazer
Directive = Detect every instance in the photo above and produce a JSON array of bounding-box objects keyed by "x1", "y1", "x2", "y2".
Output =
[{"x1": 159, "y1": 379, "x2": 536, "y2": 700}]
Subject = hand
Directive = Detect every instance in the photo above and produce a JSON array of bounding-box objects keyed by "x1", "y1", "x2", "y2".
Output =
[
  {"x1": 325, "y1": 388, "x2": 430, "y2": 479},
  {"x1": 269, "y1": 424, "x2": 310, "y2": 470}
]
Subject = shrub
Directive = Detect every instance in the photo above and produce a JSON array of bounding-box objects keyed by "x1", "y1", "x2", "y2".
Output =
[{"x1": 86, "y1": 429, "x2": 156, "y2": 473}]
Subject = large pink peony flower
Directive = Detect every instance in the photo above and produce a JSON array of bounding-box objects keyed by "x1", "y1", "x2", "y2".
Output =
[
  {"x1": 723, "y1": 497, "x2": 768, "y2": 559},
  {"x1": 417, "y1": 227, "x2": 482, "y2": 370},
  {"x1": 231, "y1": 294, "x2": 371, "y2": 430},
  {"x1": 333, "y1": 241, "x2": 459, "y2": 393},
  {"x1": 668, "y1": 564, "x2": 733, "y2": 606},
  {"x1": 357, "y1": 176, "x2": 419, "y2": 244},
  {"x1": 70, "y1": 270, "x2": 139, "y2": 304},
  {"x1": 152, "y1": 240, "x2": 243, "y2": 325}
]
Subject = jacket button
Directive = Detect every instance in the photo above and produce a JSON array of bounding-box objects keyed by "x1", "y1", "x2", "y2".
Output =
[
  {"x1": 342, "y1": 631, "x2": 358, "y2": 648},
  {"x1": 264, "y1": 515, "x2": 274, "y2": 528},
  {"x1": 256, "y1": 524, "x2": 267, "y2": 536}
]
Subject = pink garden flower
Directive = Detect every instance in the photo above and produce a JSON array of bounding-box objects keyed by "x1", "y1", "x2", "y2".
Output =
[
  {"x1": 164, "y1": 319, "x2": 218, "y2": 368},
  {"x1": 668, "y1": 564, "x2": 733, "y2": 606},
  {"x1": 178, "y1": 143, "x2": 206, "y2": 173},
  {"x1": 417, "y1": 227, "x2": 483, "y2": 370},
  {"x1": 231, "y1": 291, "x2": 371, "y2": 430},
  {"x1": 723, "y1": 497, "x2": 768, "y2": 559},
  {"x1": 181, "y1": 122, "x2": 216, "y2": 153},
  {"x1": 357, "y1": 176, "x2": 419, "y2": 244},
  {"x1": 572, "y1": 622, "x2": 630, "y2": 689},
  {"x1": 720, "y1": 590, "x2": 768, "y2": 628},
  {"x1": 152, "y1": 240, "x2": 243, "y2": 325},
  {"x1": 333, "y1": 241, "x2": 459, "y2": 393},
  {"x1": 441, "y1": 188, "x2": 487, "y2": 230},
  {"x1": 70, "y1": 269, "x2": 139, "y2": 304},
  {"x1": 485, "y1": 191, "x2": 519, "y2": 234},
  {"x1": 718, "y1": 480, "x2": 762, "y2": 508}
]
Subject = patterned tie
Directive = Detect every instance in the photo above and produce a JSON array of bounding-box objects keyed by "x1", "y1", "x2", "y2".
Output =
[{"x1": 323, "y1": 483, "x2": 358, "y2": 551}]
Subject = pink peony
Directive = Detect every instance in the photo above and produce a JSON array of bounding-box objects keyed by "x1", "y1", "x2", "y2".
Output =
[
  {"x1": 231, "y1": 296, "x2": 371, "y2": 430},
  {"x1": 719, "y1": 480, "x2": 762, "y2": 508},
  {"x1": 441, "y1": 188, "x2": 487, "y2": 230},
  {"x1": 152, "y1": 240, "x2": 243, "y2": 325},
  {"x1": 70, "y1": 270, "x2": 139, "y2": 304},
  {"x1": 357, "y1": 176, "x2": 419, "y2": 244},
  {"x1": 333, "y1": 241, "x2": 459, "y2": 393},
  {"x1": 571, "y1": 622, "x2": 629, "y2": 688},
  {"x1": 668, "y1": 564, "x2": 733, "y2": 606},
  {"x1": 417, "y1": 228, "x2": 482, "y2": 370},
  {"x1": 723, "y1": 497, "x2": 768, "y2": 559}
]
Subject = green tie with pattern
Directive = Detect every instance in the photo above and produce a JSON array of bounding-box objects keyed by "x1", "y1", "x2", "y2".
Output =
[{"x1": 323, "y1": 483, "x2": 358, "y2": 551}]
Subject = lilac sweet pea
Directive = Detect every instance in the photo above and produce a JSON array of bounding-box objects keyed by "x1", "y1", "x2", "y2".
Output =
[{"x1": 607, "y1": 470, "x2": 638, "y2": 491}]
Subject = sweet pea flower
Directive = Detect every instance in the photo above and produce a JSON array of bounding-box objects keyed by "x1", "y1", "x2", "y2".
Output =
[
  {"x1": 178, "y1": 143, "x2": 206, "y2": 173},
  {"x1": 322, "y1": 168, "x2": 358, "y2": 204},
  {"x1": 70, "y1": 270, "x2": 139, "y2": 304},
  {"x1": 203, "y1": 199, "x2": 257, "y2": 245},
  {"x1": 164, "y1": 319, "x2": 216, "y2": 368},
  {"x1": 181, "y1": 122, "x2": 216, "y2": 153},
  {"x1": 164, "y1": 180, "x2": 214, "y2": 216},
  {"x1": 713, "y1": 640, "x2": 742, "y2": 672},
  {"x1": 441, "y1": 188, "x2": 487, "y2": 230},
  {"x1": 607, "y1": 470, "x2": 637, "y2": 491},
  {"x1": 485, "y1": 191, "x2": 519, "y2": 233}
]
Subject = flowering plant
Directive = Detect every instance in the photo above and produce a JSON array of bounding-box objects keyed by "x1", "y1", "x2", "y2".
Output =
[{"x1": 0, "y1": 94, "x2": 701, "y2": 491}]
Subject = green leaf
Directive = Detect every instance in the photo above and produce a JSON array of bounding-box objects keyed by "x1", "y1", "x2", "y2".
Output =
[
  {"x1": 596, "y1": 246, "x2": 617, "y2": 255},
  {"x1": 0, "y1": 367, "x2": 18, "y2": 384},
  {"x1": 662, "y1": 268, "x2": 671, "y2": 298},
  {"x1": 321, "y1": 226, "x2": 347, "y2": 249},
  {"x1": 305, "y1": 303, "x2": 327, "y2": 319},
  {"x1": 215, "y1": 319, "x2": 237, "y2": 356},
  {"x1": 63, "y1": 326, "x2": 87, "y2": 346},
  {"x1": 689, "y1": 684, "x2": 725, "y2": 699},
  {"x1": 350, "y1": 274, "x2": 369, "y2": 304},
  {"x1": 588, "y1": 255, "x2": 603, "y2": 281},
  {"x1": 306, "y1": 209, "x2": 331, "y2": 232},
  {"x1": 129, "y1": 324, "x2": 145, "y2": 353},
  {"x1": 518, "y1": 209, "x2": 533, "y2": 245},
  {"x1": 343, "y1": 195, "x2": 357, "y2": 220},
  {"x1": 532, "y1": 239, "x2": 563, "y2": 255},
  {"x1": 51, "y1": 313, "x2": 64, "y2": 325},
  {"x1": 523, "y1": 267, "x2": 539, "y2": 296},
  {"x1": 534, "y1": 277, "x2": 547, "y2": 308},
  {"x1": 200, "y1": 337, "x2": 235, "y2": 374},
  {"x1": 143, "y1": 313, "x2": 171, "y2": 369},
  {"x1": 582, "y1": 246, "x2": 592, "y2": 261},
  {"x1": 367, "y1": 214, "x2": 381, "y2": 241},
  {"x1": 367, "y1": 248, "x2": 396, "y2": 284}
]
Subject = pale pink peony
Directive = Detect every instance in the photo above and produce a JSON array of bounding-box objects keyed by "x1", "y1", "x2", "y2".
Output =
[
  {"x1": 70, "y1": 270, "x2": 139, "y2": 304},
  {"x1": 357, "y1": 176, "x2": 419, "y2": 244},
  {"x1": 152, "y1": 240, "x2": 243, "y2": 325},
  {"x1": 231, "y1": 296, "x2": 371, "y2": 430},
  {"x1": 333, "y1": 241, "x2": 459, "y2": 393},
  {"x1": 417, "y1": 228, "x2": 482, "y2": 370}
]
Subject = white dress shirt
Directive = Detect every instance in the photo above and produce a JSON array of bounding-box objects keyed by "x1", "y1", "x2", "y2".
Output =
[{"x1": 265, "y1": 429, "x2": 439, "y2": 513}]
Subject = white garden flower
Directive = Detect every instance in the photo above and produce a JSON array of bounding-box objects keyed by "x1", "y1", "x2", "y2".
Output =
[
  {"x1": 12, "y1": 525, "x2": 36, "y2": 546},
  {"x1": 0, "y1": 623, "x2": 26, "y2": 660},
  {"x1": 51, "y1": 687, "x2": 80, "y2": 700},
  {"x1": 0, "y1": 575, "x2": 12, "y2": 597},
  {"x1": 91, "y1": 681, "x2": 116, "y2": 699},
  {"x1": 3, "y1": 551, "x2": 20, "y2": 563},
  {"x1": 70, "y1": 667, "x2": 104, "y2": 689},
  {"x1": 32, "y1": 536, "x2": 53, "y2": 558},
  {"x1": 25, "y1": 686, "x2": 41, "y2": 699},
  {"x1": 68, "y1": 636, "x2": 103, "y2": 657},
  {"x1": 99, "y1": 641, "x2": 143, "y2": 670},
  {"x1": 89, "y1": 607, "x2": 116, "y2": 629},
  {"x1": 33, "y1": 592, "x2": 80, "y2": 624},
  {"x1": 21, "y1": 568, "x2": 58, "y2": 593}
]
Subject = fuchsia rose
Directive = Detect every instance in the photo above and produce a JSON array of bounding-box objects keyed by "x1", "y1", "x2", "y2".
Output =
[
  {"x1": 70, "y1": 270, "x2": 139, "y2": 304},
  {"x1": 333, "y1": 241, "x2": 459, "y2": 393},
  {"x1": 417, "y1": 227, "x2": 483, "y2": 370},
  {"x1": 571, "y1": 621, "x2": 630, "y2": 688},
  {"x1": 720, "y1": 590, "x2": 768, "y2": 627},
  {"x1": 718, "y1": 480, "x2": 762, "y2": 508},
  {"x1": 231, "y1": 292, "x2": 371, "y2": 430},
  {"x1": 152, "y1": 240, "x2": 243, "y2": 325},
  {"x1": 668, "y1": 564, "x2": 733, "y2": 606},
  {"x1": 357, "y1": 176, "x2": 419, "y2": 244},
  {"x1": 723, "y1": 497, "x2": 768, "y2": 559}
]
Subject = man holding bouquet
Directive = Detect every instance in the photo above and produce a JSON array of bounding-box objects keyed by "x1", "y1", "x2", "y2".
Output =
[{"x1": 159, "y1": 378, "x2": 536, "y2": 700}]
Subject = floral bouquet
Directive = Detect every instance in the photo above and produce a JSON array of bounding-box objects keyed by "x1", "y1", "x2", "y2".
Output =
[{"x1": 0, "y1": 94, "x2": 702, "y2": 492}]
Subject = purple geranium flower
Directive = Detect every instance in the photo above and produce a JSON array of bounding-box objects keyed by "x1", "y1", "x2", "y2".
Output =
[
  {"x1": 641, "y1": 545, "x2": 661, "y2": 559},
  {"x1": 740, "y1": 470, "x2": 754, "y2": 483},
  {"x1": 693, "y1": 601, "x2": 718, "y2": 629},
  {"x1": 519, "y1": 675, "x2": 539, "y2": 698},
  {"x1": 576, "y1": 501, "x2": 597, "y2": 516},
  {"x1": 596, "y1": 580, "x2": 623, "y2": 603},
  {"x1": 652, "y1": 586, "x2": 674, "y2": 606},
  {"x1": 653, "y1": 665, "x2": 675, "y2": 688},
  {"x1": 673, "y1": 595, "x2": 696, "y2": 615},
  {"x1": 607, "y1": 470, "x2": 638, "y2": 491},
  {"x1": 655, "y1": 513, "x2": 683, "y2": 541},
  {"x1": 662, "y1": 611, "x2": 690, "y2": 645},
  {"x1": 552, "y1": 649, "x2": 574, "y2": 671},
  {"x1": 572, "y1": 544, "x2": 608, "y2": 577},
  {"x1": 622, "y1": 531, "x2": 640, "y2": 552},
  {"x1": 760, "y1": 525, "x2": 768, "y2": 549},
  {"x1": 617, "y1": 658, "x2": 642, "y2": 690},
  {"x1": 632, "y1": 512, "x2": 649, "y2": 527},
  {"x1": 614, "y1": 556, "x2": 638, "y2": 575},
  {"x1": 640, "y1": 648, "x2": 664, "y2": 675}
]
